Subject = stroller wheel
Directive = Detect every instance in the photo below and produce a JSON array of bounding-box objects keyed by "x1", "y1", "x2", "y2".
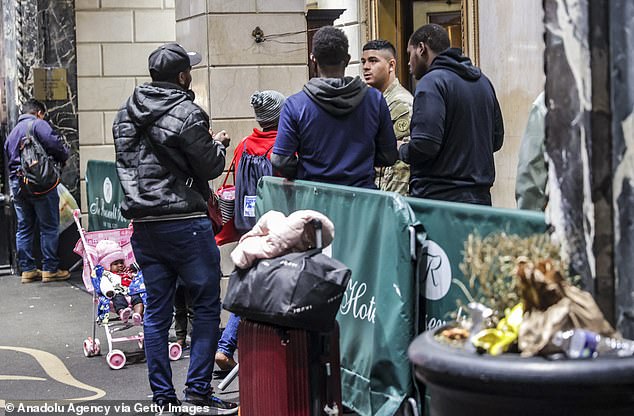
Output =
[
  {"x1": 83, "y1": 337, "x2": 101, "y2": 357},
  {"x1": 106, "y1": 349, "x2": 126, "y2": 370},
  {"x1": 82, "y1": 339, "x2": 92, "y2": 357},
  {"x1": 168, "y1": 342, "x2": 182, "y2": 361},
  {"x1": 138, "y1": 332, "x2": 144, "y2": 349},
  {"x1": 93, "y1": 338, "x2": 101, "y2": 355}
]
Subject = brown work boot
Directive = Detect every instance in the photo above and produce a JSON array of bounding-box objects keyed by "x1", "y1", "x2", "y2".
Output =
[
  {"x1": 215, "y1": 351, "x2": 237, "y2": 371},
  {"x1": 42, "y1": 269, "x2": 71, "y2": 283},
  {"x1": 21, "y1": 269, "x2": 42, "y2": 283}
]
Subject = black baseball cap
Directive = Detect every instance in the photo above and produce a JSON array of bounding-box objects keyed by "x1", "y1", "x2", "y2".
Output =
[{"x1": 148, "y1": 43, "x2": 202, "y2": 80}]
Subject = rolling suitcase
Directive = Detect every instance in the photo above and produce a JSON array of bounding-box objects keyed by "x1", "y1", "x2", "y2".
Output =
[{"x1": 238, "y1": 319, "x2": 342, "y2": 416}]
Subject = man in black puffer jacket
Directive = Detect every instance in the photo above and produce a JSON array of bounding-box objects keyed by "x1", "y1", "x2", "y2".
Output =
[{"x1": 113, "y1": 43, "x2": 238, "y2": 414}]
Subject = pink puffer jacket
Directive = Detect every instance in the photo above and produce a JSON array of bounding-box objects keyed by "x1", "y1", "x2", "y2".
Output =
[{"x1": 230, "y1": 210, "x2": 335, "y2": 269}]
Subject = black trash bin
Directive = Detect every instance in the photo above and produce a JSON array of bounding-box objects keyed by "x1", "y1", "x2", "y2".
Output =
[{"x1": 409, "y1": 329, "x2": 634, "y2": 416}]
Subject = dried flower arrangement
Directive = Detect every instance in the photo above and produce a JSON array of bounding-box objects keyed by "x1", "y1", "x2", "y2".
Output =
[{"x1": 459, "y1": 232, "x2": 581, "y2": 315}]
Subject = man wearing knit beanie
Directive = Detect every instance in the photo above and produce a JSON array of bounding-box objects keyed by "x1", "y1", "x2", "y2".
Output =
[
  {"x1": 251, "y1": 90, "x2": 285, "y2": 131},
  {"x1": 214, "y1": 90, "x2": 286, "y2": 370}
]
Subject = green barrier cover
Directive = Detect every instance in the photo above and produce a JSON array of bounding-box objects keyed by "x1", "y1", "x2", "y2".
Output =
[
  {"x1": 405, "y1": 197, "x2": 547, "y2": 331},
  {"x1": 85, "y1": 160, "x2": 127, "y2": 231},
  {"x1": 257, "y1": 177, "x2": 417, "y2": 416}
]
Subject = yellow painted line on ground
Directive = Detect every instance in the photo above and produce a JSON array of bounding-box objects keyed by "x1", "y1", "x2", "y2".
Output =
[
  {"x1": 0, "y1": 376, "x2": 46, "y2": 381},
  {"x1": 0, "y1": 346, "x2": 106, "y2": 408}
]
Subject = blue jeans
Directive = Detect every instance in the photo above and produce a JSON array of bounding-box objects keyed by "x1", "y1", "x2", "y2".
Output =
[
  {"x1": 10, "y1": 178, "x2": 60, "y2": 272},
  {"x1": 130, "y1": 218, "x2": 221, "y2": 402},
  {"x1": 217, "y1": 313, "x2": 240, "y2": 359}
]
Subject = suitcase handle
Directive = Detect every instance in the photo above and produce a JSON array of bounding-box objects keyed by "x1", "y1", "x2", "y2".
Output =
[{"x1": 310, "y1": 219, "x2": 323, "y2": 249}]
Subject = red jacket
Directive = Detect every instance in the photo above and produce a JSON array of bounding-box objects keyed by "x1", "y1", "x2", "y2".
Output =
[{"x1": 232, "y1": 129, "x2": 277, "y2": 175}]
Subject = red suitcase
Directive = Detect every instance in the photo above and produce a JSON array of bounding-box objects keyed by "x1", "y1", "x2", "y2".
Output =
[{"x1": 238, "y1": 319, "x2": 342, "y2": 416}]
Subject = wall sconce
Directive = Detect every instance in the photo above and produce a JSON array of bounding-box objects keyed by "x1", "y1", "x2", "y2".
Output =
[{"x1": 252, "y1": 26, "x2": 264, "y2": 43}]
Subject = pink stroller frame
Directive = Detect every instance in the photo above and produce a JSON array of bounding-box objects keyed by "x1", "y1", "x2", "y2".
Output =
[{"x1": 72, "y1": 209, "x2": 183, "y2": 369}]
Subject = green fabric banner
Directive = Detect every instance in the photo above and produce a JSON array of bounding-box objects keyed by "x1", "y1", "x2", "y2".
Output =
[
  {"x1": 405, "y1": 197, "x2": 547, "y2": 331},
  {"x1": 257, "y1": 177, "x2": 417, "y2": 416},
  {"x1": 85, "y1": 160, "x2": 128, "y2": 231}
]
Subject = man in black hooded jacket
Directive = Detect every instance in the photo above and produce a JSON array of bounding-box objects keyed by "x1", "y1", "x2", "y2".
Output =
[
  {"x1": 112, "y1": 43, "x2": 237, "y2": 414},
  {"x1": 401, "y1": 24, "x2": 504, "y2": 205},
  {"x1": 271, "y1": 26, "x2": 397, "y2": 188}
]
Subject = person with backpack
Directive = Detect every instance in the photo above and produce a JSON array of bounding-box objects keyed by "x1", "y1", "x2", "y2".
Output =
[
  {"x1": 214, "y1": 89, "x2": 285, "y2": 372},
  {"x1": 3, "y1": 99, "x2": 70, "y2": 283}
]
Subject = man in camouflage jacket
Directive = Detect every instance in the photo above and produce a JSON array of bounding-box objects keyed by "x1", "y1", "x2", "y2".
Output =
[{"x1": 362, "y1": 40, "x2": 414, "y2": 195}]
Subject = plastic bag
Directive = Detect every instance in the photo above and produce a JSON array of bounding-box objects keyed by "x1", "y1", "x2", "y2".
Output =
[{"x1": 58, "y1": 183, "x2": 79, "y2": 232}]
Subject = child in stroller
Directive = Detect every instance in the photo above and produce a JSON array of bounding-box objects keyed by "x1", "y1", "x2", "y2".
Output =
[
  {"x1": 73, "y1": 210, "x2": 183, "y2": 369},
  {"x1": 95, "y1": 239, "x2": 144, "y2": 326}
]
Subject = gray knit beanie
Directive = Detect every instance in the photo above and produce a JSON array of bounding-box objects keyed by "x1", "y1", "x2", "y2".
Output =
[{"x1": 250, "y1": 90, "x2": 286, "y2": 130}]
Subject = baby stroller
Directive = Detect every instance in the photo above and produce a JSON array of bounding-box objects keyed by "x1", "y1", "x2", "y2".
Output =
[{"x1": 72, "y1": 209, "x2": 183, "y2": 369}]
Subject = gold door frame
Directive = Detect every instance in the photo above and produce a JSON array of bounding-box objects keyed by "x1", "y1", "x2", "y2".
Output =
[
  {"x1": 461, "y1": 0, "x2": 479, "y2": 66},
  {"x1": 368, "y1": 0, "x2": 480, "y2": 67}
]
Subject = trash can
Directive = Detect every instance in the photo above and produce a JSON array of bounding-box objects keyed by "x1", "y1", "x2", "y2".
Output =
[{"x1": 409, "y1": 329, "x2": 634, "y2": 416}]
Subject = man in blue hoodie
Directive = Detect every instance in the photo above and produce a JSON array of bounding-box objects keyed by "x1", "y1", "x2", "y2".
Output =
[
  {"x1": 272, "y1": 26, "x2": 397, "y2": 188},
  {"x1": 401, "y1": 24, "x2": 504, "y2": 205}
]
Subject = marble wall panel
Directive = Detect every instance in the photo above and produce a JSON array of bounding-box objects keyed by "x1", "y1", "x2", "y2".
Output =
[
  {"x1": 256, "y1": 0, "x2": 305, "y2": 12},
  {"x1": 190, "y1": 66, "x2": 210, "y2": 115},
  {"x1": 103, "y1": 111, "x2": 118, "y2": 143},
  {"x1": 207, "y1": 0, "x2": 256, "y2": 13},
  {"x1": 78, "y1": 112, "x2": 104, "y2": 145},
  {"x1": 102, "y1": 0, "x2": 163, "y2": 8},
  {"x1": 75, "y1": 0, "x2": 99, "y2": 10},
  {"x1": 207, "y1": 14, "x2": 307, "y2": 66},
  {"x1": 345, "y1": 62, "x2": 361, "y2": 78},
  {"x1": 76, "y1": 44, "x2": 102, "y2": 76},
  {"x1": 77, "y1": 77, "x2": 136, "y2": 111},
  {"x1": 478, "y1": 0, "x2": 545, "y2": 209},
  {"x1": 176, "y1": 0, "x2": 206, "y2": 20},
  {"x1": 79, "y1": 145, "x2": 116, "y2": 179},
  {"x1": 318, "y1": 0, "x2": 358, "y2": 25},
  {"x1": 134, "y1": 9, "x2": 176, "y2": 42},
  {"x1": 165, "y1": 0, "x2": 175, "y2": 8},
  {"x1": 176, "y1": 15, "x2": 209, "y2": 67},
  {"x1": 341, "y1": 24, "x2": 360, "y2": 63},
  {"x1": 102, "y1": 43, "x2": 161, "y2": 76},
  {"x1": 76, "y1": 11, "x2": 133, "y2": 42},
  {"x1": 209, "y1": 65, "x2": 307, "y2": 119}
]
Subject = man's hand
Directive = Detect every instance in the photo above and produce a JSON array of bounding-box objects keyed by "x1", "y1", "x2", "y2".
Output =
[{"x1": 211, "y1": 129, "x2": 231, "y2": 148}]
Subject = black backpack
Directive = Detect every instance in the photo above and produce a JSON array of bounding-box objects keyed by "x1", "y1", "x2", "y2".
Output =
[
  {"x1": 17, "y1": 120, "x2": 61, "y2": 197},
  {"x1": 234, "y1": 143, "x2": 273, "y2": 233}
]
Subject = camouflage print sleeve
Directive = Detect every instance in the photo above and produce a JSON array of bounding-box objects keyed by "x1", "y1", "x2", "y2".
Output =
[{"x1": 391, "y1": 100, "x2": 412, "y2": 143}]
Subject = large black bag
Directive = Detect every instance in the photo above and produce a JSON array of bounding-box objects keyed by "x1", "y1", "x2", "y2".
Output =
[
  {"x1": 17, "y1": 121, "x2": 61, "y2": 197},
  {"x1": 223, "y1": 248, "x2": 351, "y2": 332}
]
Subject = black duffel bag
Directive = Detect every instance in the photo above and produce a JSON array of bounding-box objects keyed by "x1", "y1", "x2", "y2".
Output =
[{"x1": 223, "y1": 248, "x2": 351, "y2": 332}]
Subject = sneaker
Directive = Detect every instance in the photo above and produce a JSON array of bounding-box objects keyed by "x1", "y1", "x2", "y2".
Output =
[
  {"x1": 42, "y1": 269, "x2": 70, "y2": 283},
  {"x1": 215, "y1": 352, "x2": 237, "y2": 372},
  {"x1": 119, "y1": 307, "x2": 131, "y2": 323},
  {"x1": 21, "y1": 269, "x2": 42, "y2": 283},
  {"x1": 155, "y1": 397, "x2": 185, "y2": 416},
  {"x1": 183, "y1": 388, "x2": 238, "y2": 415},
  {"x1": 132, "y1": 312, "x2": 143, "y2": 326}
]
